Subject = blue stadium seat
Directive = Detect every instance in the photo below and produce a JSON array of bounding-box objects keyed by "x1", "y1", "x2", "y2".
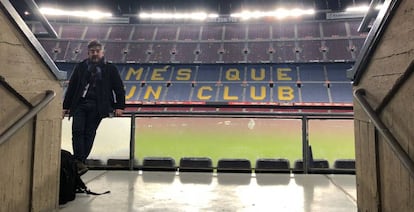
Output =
[
  {"x1": 217, "y1": 83, "x2": 244, "y2": 102},
  {"x1": 190, "y1": 83, "x2": 218, "y2": 102},
  {"x1": 298, "y1": 64, "x2": 326, "y2": 81},
  {"x1": 273, "y1": 82, "x2": 300, "y2": 103},
  {"x1": 170, "y1": 65, "x2": 196, "y2": 81},
  {"x1": 330, "y1": 82, "x2": 353, "y2": 103},
  {"x1": 325, "y1": 63, "x2": 353, "y2": 81},
  {"x1": 196, "y1": 65, "x2": 221, "y2": 82},
  {"x1": 301, "y1": 83, "x2": 329, "y2": 102},
  {"x1": 244, "y1": 83, "x2": 272, "y2": 102},
  {"x1": 246, "y1": 65, "x2": 271, "y2": 81},
  {"x1": 273, "y1": 65, "x2": 298, "y2": 81},
  {"x1": 164, "y1": 83, "x2": 192, "y2": 101},
  {"x1": 221, "y1": 65, "x2": 245, "y2": 81},
  {"x1": 138, "y1": 82, "x2": 168, "y2": 102}
]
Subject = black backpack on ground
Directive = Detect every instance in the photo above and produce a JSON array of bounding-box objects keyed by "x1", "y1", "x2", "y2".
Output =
[{"x1": 59, "y1": 150, "x2": 110, "y2": 205}]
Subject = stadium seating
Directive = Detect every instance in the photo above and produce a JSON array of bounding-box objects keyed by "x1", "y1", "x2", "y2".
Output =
[
  {"x1": 272, "y1": 23, "x2": 295, "y2": 39},
  {"x1": 36, "y1": 19, "x2": 366, "y2": 64},
  {"x1": 44, "y1": 19, "x2": 364, "y2": 105},
  {"x1": 273, "y1": 41, "x2": 296, "y2": 62},
  {"x1": 125, "y1": 43, "x2": 151, "y2": 63},
  {"x1": 298, "y1": 40, "x2": 323, "y2": 62},
  {"x1": 301, "y1": 83, "x2": 330, "y2": 103},
  {"x1": 325, "y1": 39, "x2": 353, "y2": 61},
  {"x1": 84, "y1": 25, "x2": 109, "y2": 40},
  {"x1": 247, "y1": 42, "x2": 271, "y2": 62},
  {"x1": 201, "y1": 25, "x2": 223, "y2": 40},
  {"x1": 173, "y1": 43, "x2": 197, "y2": 63},
  {"x1": 247, "y1": 24, "x2": 270, "y2": 40},
  {"x1": 132, "y1": 25, "x2": 156, "y2": 40},
  {"x1": 60, "y1": 25, "x2": 85, "y2": 39},
  {"x1": 57, "y1": 62, "x2": 354, "y2": 104},
  {"x1": 224, "y1": 24, "x2": 246, "y2": 40},
  {"x1": 297, "y1": 22, "x2": 321, "y2": 38},
  {"x1": 222, "y1": 43, "x2": 246, "y2": 62},
  {"x1": 322, "y1": 21, "x2": 347, "y2": 37},
  {"x1": 108, "y1": 25, "x2": 132, "y2": 40},
  {"x1": 330, "y1": 83, "x2": 353, "y2": 103}
]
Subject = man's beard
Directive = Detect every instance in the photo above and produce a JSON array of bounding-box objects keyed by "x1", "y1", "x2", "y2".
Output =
[{"x1": 90, "y1": 56, "x2": 101, "y2": 63}]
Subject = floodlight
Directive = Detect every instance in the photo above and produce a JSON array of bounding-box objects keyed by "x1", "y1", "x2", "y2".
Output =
[
  {"x1": 346, "y1": 4, "x2": 383, "y2": 12},
  {"x1": 231, "y1": 8, "x2": 315, "y2": 20},
  {"x1": 138, "y1": 12, "x2": 218, "y2": 21},
  {"x1": 40, "y1": 7, "x2": 112, "y2": 19}
]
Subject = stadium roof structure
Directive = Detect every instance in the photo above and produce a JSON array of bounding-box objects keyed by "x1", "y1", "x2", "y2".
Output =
[{"x1": 12, "y1": 0, "x2": 374, "y2": 23}]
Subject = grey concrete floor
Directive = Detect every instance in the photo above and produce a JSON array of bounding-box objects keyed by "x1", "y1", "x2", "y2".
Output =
[{"x1": 59, "y1": 170, "x2": 356, "y2": 212}]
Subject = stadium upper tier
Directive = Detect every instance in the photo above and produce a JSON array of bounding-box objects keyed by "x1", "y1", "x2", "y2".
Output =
[{"x1": 32, "y1": 19, "x2": 367, "y2": 64}]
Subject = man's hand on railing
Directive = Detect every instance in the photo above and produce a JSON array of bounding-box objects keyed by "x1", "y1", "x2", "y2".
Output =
[
  {"x1": 62, "y1": 109, "x2": 69, "y2": 119},
  {"x1": 114, "y1": 109, "x2": 124, "y2": 117}
]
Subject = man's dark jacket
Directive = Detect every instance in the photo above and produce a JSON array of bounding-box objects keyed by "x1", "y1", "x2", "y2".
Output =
[{"x1": 63, "y1": 59, "x2": 125, "y2": 118}]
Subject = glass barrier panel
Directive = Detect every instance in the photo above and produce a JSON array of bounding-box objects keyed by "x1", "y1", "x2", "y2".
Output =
[{"x1": 308, "y1": 119, "x2": 355, "y2": 167}]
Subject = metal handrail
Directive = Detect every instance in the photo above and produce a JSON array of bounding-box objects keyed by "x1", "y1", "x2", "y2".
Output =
[
  {"x1": 354, "y1": 88, "x2": 414, "y2": 179},
  {"x1": 0, "y1": 90, "x2": 56, "y2": 145},
  {"x1": 0, "y1": 76, "x2": 33, "y2": 108}
]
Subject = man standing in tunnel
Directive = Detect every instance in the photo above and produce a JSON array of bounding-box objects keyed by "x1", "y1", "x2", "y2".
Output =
[{"x1": 63, "y1": 40, "x2": 125, "y2": 175}]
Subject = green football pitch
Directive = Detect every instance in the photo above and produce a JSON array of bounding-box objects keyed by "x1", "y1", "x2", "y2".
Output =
[{"x1": 134, "y1": 118, "x2": 355, "y2": 167}]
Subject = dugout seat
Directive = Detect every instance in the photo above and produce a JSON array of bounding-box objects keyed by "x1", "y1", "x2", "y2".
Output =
[
  {"x1": 255, "y1": 158, "x2": 290, "y2": 173},
  {"x1": 293, "y1": 159, "x2": 330, "y2": 174},
  {"x1": 217, "y1": 158, "x2": 252, "y2": 173},
  {"x1": 333, "y1": 159, "x2": 355, "y2": 174},
  {"x1": 216, "y1": 158, "x2": 252, "y2": 185},
  {"x1": 85, "y1": 159, "x2": 104, "y2": 169},
  {"x1": 142, "y1": 157, "x2": 177, "y2": 171},
  {"x1": 106, "y1": 159, "x2": 137, "y2": 170},
  {"x1": 179, "y1": 157, "x2": 213, "y2": 172}
]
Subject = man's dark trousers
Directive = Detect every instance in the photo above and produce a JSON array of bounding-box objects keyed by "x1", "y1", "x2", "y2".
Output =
[{"x1": 72, "y1": 100, "x2": 102, "y2": 163}]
